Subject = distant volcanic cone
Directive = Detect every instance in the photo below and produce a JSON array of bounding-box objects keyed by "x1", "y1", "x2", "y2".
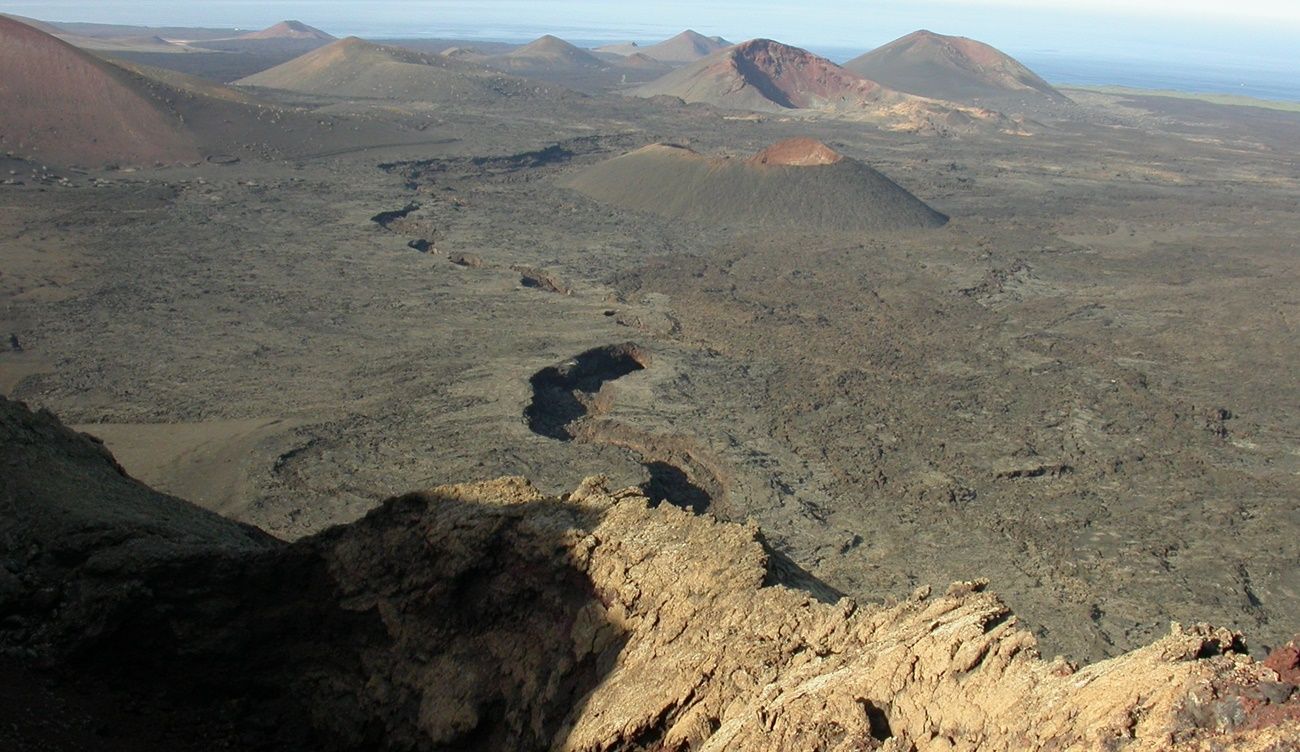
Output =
[
  {"x1": 0, "y1": 15, "x2": 199, "y2": 166},
  {"x1": 496, "y1": 35, "x2": 606, "y2": 70},
  {"x1": 844, "y1": 29, "x2": 1069, "y2": 105},
  {"x1": 236, "y1": 37, "x2": 552, "y2": 103},
  {"x1": 599, "y1": 30, "x2": 733, "y2": 64},
  {"x1": 239, "y1": 20, "x2": 335, "y2": 41},
  {"x1": 633, "y1": 38, "x2": 898, "y2": 112},
  {"x1": 561, "y1": 138, "x2": 948, "y2": 232}
]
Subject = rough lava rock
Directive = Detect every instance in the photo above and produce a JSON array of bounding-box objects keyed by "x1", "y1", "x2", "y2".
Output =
[{"x1": 1, "y1": 396, "x2": 1297, "y2": 750}]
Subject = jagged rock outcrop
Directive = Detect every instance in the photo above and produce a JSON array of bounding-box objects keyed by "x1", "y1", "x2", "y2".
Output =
[{"x1": 1, "y1": 396, "x2": 1296, "y2": 750}]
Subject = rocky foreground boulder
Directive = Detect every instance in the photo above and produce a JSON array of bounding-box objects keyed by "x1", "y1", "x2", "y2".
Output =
[{"x1": 1, "y1": 395, "x2": 1297, "y2": 750}]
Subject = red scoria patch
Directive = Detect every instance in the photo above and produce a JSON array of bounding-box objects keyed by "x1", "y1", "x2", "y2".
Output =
[
  {"x1": 1240, "y1": 636, "x2": 1300, "y2": 731},
  {"x1": 748, "y1": 137, "x2": 844, "y2": 167},
  {"x1": 1264, "y1": 637, "x2": 1300, "y2": 684}
]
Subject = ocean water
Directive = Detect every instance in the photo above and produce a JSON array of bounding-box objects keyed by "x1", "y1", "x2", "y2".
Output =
[
  {"x1": 1016, "y1": 54, "x2": 1300, "y2": 102},
  {"x1": 806, "y1": 45, "x2": 1300, "y2": 103}
]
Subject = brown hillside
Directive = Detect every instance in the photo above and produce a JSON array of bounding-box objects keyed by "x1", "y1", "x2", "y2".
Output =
[
  {"x1": 644, "y1": 29, "x2": 733, "y2": 63},
  {"x1": 440, "y1": 46, "x2": 488, "y2": 62},
  {"x1": 561, "y1": 140, "x2": 949, "y2": 232},
  {"x1": 237, "y1": 37, "x2": 559, "y2": 102},
  {"x1": 496, "y1": 34, "x2": 606, "y2": 69},
  {"x1": 0, "y1": 16, "x2": 199, "y2": 166},
  {"x1": 621, "y1": 51, "x2": 670, "y2": 69},
  {"x1": 599, "y1": 29, "x2": 733, "y2": 64},
  {"x1": 845, "y1": 29, "x2": 1069, "y2": 105},
  {"x1": 0, "y1": 12, "x2": 60, "y2": 34},
  {"x1": 633, "y1": 38, "x2": 896, "y2": 112},
  {"x1": 239, "y1": 20, "x2": 335, "y2": 41},
  {"x1": 618, "y1": 52, "x2": 672, "y2": 71}
]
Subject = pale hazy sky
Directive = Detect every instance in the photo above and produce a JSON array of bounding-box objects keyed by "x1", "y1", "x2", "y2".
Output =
[
  {"x1": 943, "y1": 0, "x2": 1299, "y2": 23},
  {"x1": 3, "y1": 0, "x2": 1296, "y2": 68}
]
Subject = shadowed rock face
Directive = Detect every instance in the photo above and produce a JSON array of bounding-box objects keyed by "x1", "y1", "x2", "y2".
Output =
[
  {"x1": 2, "y1": 396, "x2": 1297, "y2": 750},
  {"x1": 0, "y1": 397, "x2": 627, "y2": 751}
]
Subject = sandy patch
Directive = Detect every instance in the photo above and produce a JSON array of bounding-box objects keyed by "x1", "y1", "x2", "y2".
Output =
[{"x1": 73, "y1": 418, "x2": 299, "y2": 517}]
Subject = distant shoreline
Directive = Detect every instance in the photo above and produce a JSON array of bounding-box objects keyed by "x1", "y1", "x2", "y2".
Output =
[{"x1": 1061, "y1": 85, "x2": 1300, "y2": 112}]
